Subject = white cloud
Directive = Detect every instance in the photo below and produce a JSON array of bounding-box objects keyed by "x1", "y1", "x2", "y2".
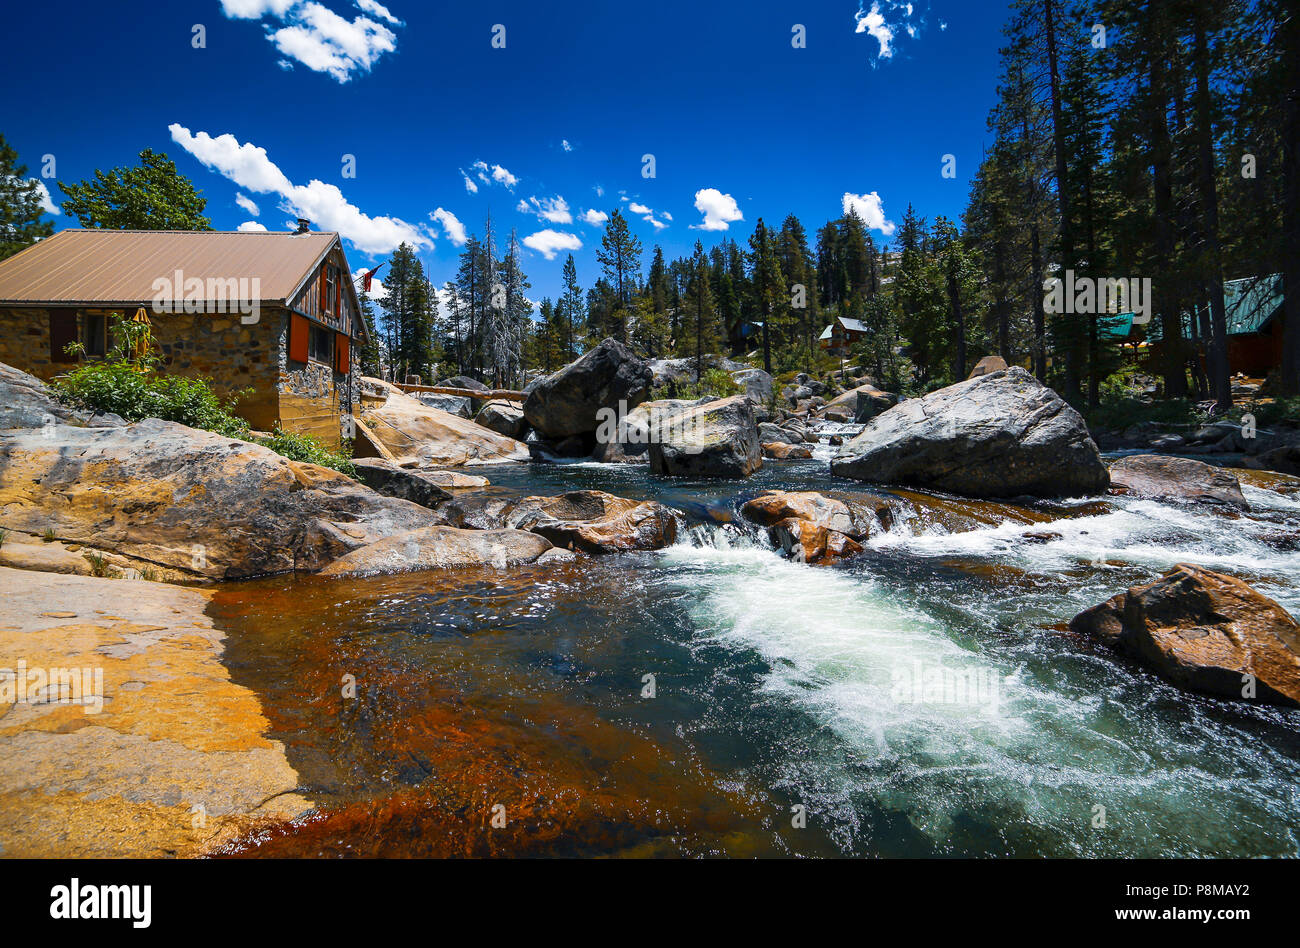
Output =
[
  {"x1": 517, "y1": 195, "x2": 572, "y2": 224},
  {"x1": 561, "y1": 139, "x2": 573, "y2": 152},
  {"x1": 237, "y1": 220, "x2": 269, "y2": 232},
  {"x1": 522, "y1": 229, "x2": 582, "y2": 260},
  {"x1": 842, "y1": 190, "x2": 896, "y2": 236},
  {"x1": 235, "y1": 193, "x2": 260, "y2": 216},
  {"x1": 220, "y1": 0, "x2": 402, "y2": 83},
  {"x1": 356, "y1": 0, "x2": 401, "y2": 25},
  {"x1": 855, "y1": 1, "x2": 931, "y2": 62},
  {"x1": 691, "y1": 188, "x2": 743, "y2": 231},
  {"x1": 28, "y1": 179, "x2": 59, "y2": 215},
  {"x1": 431, "y1": 207, "x2": 467, "y2": 245},
  {"x1": 470, "y1": 160, "x2": 518, "y2": 191},
  {"x1": 581, "y1": 209, "x2": 608, "y2": 227},
  {"x1": 461, "y1": 170, "x2": 479, "y2": 194},
  {"x1": 594, "y1": 185, "x2": 604, "y2": 197},
  {"x1": 169, "y1": 123, "x2": 432, "y2": 254},
  {"x1": 626, "y1": 201, "x2": 669, "y2": 230}
]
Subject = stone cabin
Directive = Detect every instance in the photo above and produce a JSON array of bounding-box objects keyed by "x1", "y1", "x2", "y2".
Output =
[{"x1": 0, "y1": 226, "x2": 369, "y2": 450}]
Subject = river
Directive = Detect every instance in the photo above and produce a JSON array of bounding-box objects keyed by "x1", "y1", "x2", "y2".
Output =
[{"x1": 208, "y1": 453, "x2": 1300, "y2": 857}]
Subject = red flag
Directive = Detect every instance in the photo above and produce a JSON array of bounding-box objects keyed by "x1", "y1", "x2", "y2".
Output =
[{"x1": 362, "y1": 262, "x2": 387, "y2": 294}]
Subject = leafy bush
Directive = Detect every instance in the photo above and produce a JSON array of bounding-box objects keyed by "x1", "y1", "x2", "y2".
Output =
[
  {"x1": 51, "y1": 360, "x2": 250, "y2": 438},
  {"x1": 255, "y1": 427, "x2": 357, "y2": 478},
  {"x1": 676, "y1": 367, "x2": 741, "y2": 399}
]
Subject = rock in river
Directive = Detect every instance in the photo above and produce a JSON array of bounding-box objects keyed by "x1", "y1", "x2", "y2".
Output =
[
  {"x1": 740, "y1": 490, "x2": 889, "y2": 564},
  {"x1": 831, "y1": 367, "x2": 1109, "y2": 499},
  {"x1": 1108, "y1": 454, "x2": 1249, "y2": 510},
  {"x1": 318, "y1": 526, "x2": 557, "y2": 576},
  {"x1": 506, "y1": 490, "x2": 678, "y2": 553},
  {"x1": 524, "y1": 338, "x2": 653, "y2": 439},
  {"x1": 351, "y1": 458, "x2": 453, "y2": 509},
  {"x1": 1069, "y1": 564, "x2": 1300, "y2": 707},
  {"x1": 648, "y1": 394, "x2": 762, "y2": 479}
]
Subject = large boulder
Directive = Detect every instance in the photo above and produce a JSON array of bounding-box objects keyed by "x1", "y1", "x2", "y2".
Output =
[
  {"x1": 831, "y1": 367, "x2": 1109, "y2": 498},
  {"x1": 757, "y1": 422, "x2": 804, "y2": 446},
  {"x1": 317, "y1": 526, "x2": 558, "y2": 577},
  {"x1": 505, "y1": 490, "x2": 678, "y2": 553},
  {"x1": 590, "y1": 398, "x2": 710, "y2": 462},
  {"x1": 819, "y1": 381, "x2": 898, "y2": 424},
  {"x1": 1108, "y1": 454, "x2": 1249, "y2": 510},
  {"x1": 524, "y1": 338, "x2": 653, "y2": 439},
  {"x1": 351, "y1": 458, "x2": 452, "y2": 509},
  {"x1": 361, "y1": 388, "x2": 529, "y2": 467},
  {"x1": 648, "y1": 394, "x2": 762, "y2": 479},
  {"x1": 1069, "y1": 564, "x2": 1300, "y2": 707},
  {"x1": 0, "y1": 419, "x2": 439, "y2": 580},
  {"x1": 436, "y1": 375, "x2": 489, "y2": 392},
  {"x1": 474, "y1": 400, "x2": 528, "y2": 440},
  {"x1": 732, "y1": 368, "x2": 774, "y2": 405}
]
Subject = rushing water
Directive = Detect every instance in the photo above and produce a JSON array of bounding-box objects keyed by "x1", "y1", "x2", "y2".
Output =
[{"x1": 210, "y1": 455, "x2": 1300, "y2": 857}]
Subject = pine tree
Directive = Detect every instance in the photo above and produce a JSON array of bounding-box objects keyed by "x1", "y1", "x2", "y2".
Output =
[
  {"x1": 59, "y1": 149, "x2": 212, "y2": 230},
  {"x1": 0, "y1": 134, "x2": 54, "y2": 259},
  {"x1": 596, "y1": 209, "x2": 642, "y2": 342}
]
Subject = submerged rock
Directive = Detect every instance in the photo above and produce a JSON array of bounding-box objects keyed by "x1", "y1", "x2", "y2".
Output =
[
  {"x1": 317, "y1": 526, "x2": 555, "y2": 576},
  {"x1": 1069, "y1": 564, "x2": 1300, "y2": 707},
  {"x1": 506, "y1": 490, "x2": 678, "y2": 553},
  {"x1": 0, "y1": 419, "x2": 439, "y2": 580},
  {"x1": 831, "y1": 367, "x2": 1109, "y2": 499},
  {"x1": 762, "y1": 442, "x2": 813, "y2": 460},
  {"x1": 524, "y1": 338, "x2": 653, "y2": 439},
  {"x1": 1108, "y1": 454, "x2": 1249, "y2": 510},
  {"x1": 740, "y1": 490, "x2": 888, "y2": 563},
  {"x1": 648, "y1": 394, "x2": 762, "y2": 479},
  {"x1": 361, "y1": 387, "x2": 529, "y2": 467}
]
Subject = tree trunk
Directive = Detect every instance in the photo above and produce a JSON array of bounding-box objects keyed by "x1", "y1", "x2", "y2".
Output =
[
  {"x1": 1192, "y1": 12, "x2": 1232, "y2": 411},
  {"x1": 1281, "y1": 3, "x2": 1300, "y2": 395}
]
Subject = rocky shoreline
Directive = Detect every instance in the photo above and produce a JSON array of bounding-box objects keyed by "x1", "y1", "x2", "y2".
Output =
[{"x1": 2, "y1": 348, "x2": 1299, "y2": 855}]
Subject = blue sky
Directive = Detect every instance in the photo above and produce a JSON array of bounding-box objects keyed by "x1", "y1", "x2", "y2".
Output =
[{"x1": 7, "y1": 0, "x2": 1007, "y2": 308}]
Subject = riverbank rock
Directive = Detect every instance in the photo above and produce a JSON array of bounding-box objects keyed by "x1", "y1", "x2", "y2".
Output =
[
  {"x1": 505, "y1": 490, "x2": 678, "y2": 553},
  {"x1": 740, "y1": 490, "x2": 889, "y2": 563},
  {"x1": 831, "y1": 367, "x2": 1109, "y2": 499},
  {"x1": 648, "y1": 394, "x2": 762, "y2": 478},
  {"x1": 0, "y1": 419, "x2": 439, "y2": 580},
  {"x1": 475, "y1": 400, "x2": 528, "y2": 440},
  {"x1": 416, "y1": 393, "x2": 474, "y2": 417},
  {"x1": 1069, "y1": 564, "x2": 1300, "y2": 707},
  {"x1": 524, "y1": 338, "x2": 653, "y2": 439},
  {"x1": 732, "y1": 368, "x2": 774, "y2": 405},
  {"x1": 361, "y1": 387, "x2": 529, "y2": 467},
  {"x1": 1108, "y1": 454, "x2": 1249, "y2": 510},
  {"x1": 317, "y1": 526, "x2": 555, "y2": 577},
  {"x1": 352, "y1": 458, "x2": 453, "y2": 509},
  {"x1": 589, "y1": 398, "x2": 704, "y2": 462},
  {"x1": 762, "y1": 442, "x2": 813, "y2": 460},
  {"x1": 0, "y1": 361, "x2": 124, "y2": 431},
  {"x1": 0, "y1": 567, "x2": 313, "y2": 856},
  {"x1": 968, "y1": 355, "x2": 1008, "y2": 378}
]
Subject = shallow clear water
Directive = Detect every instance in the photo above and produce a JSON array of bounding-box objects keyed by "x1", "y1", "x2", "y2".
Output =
[{"x1": 212, "y1": 456, "x2": 1300, "y2": 857}]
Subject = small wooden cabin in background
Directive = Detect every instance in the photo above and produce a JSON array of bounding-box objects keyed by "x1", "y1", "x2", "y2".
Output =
[
  {"x1": 0, "y1": 225, "x2": 368, "y2": 449},
  {"x1": 818, "y1": 316, "x2": 869, "y2": 353}
]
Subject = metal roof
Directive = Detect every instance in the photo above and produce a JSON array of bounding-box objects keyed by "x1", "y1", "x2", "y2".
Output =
[
  {"x1": 1121, "y1": 274, "x2": 1283, "y2": 342},
  {"x1": 0, "y1": 229, "x2": 340, "y2": 306}
]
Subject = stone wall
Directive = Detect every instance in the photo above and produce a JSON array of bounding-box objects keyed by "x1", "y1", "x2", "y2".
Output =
[{"x1": 0, "y1": 306, "x2": 358, "y2": 448}]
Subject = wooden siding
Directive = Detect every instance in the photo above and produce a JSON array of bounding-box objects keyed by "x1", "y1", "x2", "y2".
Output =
[{"x1": 289, "y1": 245, "x2": 359, "y2": 337}]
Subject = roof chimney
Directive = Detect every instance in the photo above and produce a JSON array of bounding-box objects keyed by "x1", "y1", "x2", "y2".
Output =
[{"x1": 295, "y1": 218, "x2": 311, "y2": 234}]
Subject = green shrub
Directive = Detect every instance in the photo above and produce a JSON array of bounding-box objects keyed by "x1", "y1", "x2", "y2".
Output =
[
  {"x1": 52, "y1": 360, "x2": 250, "y2": 438},
  {"x1": 255, "y1": 427, "x2": 357, "y2": 479},
  {"x1": 1240, "y1": 396, "x2": 1300, "y2": 428},
  {"x1": 1085, "y1": 395, "x2": 1204, "y2": 431},
  {"x1": 676, "y1": 367, "x2": 741, "y2": 400}
]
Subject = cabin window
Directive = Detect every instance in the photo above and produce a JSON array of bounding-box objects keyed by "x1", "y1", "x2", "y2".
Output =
[
  {"x1": 308, "y1": 323, "x2": 334, "y2": 365},
  {"x1": 83, "y1": 312, "x2": 108, "y2": 357},
  {"x1": 323, "y1": 265, "x2": 339, "y2": 318}
]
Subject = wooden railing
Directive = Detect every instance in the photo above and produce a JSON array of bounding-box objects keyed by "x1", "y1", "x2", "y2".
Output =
[{"x1": 394, "y1": 383, "x2": 527, "y2": 403}]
